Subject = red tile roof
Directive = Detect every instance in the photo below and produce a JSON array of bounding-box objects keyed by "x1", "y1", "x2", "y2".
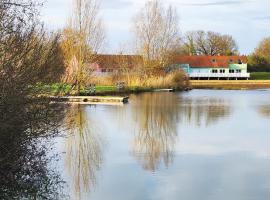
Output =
[
  {"x1": 91, "y1": 54, "x2": 143, "y2": 69},
  {"x1": 174, "y1": 55, "x2": 247, "y2": 68}
]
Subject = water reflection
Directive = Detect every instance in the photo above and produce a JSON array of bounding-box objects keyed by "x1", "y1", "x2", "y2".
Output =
[
  {"x1": 258, "y1": 105, "x2": 270, "y2": 118},
  {"x1": 132, "y1": 93, "x2": 179, "y2": 171},
  {"x1": 179, "y1": 97, "x2": 232, "y2": 127},
  {"x1": 129, "y1": 93, "x2": 232, "y2": 171},
  {"x1": 64, "y1": 105, "x2": 104, "y2": 199},
  {"x1": 0, "y1": 98, "x2": 67, "y2": 199}
]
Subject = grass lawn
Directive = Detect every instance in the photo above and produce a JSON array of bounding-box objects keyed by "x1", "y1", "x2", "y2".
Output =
[
  {"x1": 95, "y1": 85, "x2": 117, "y2": 92},
  {"x1": 250, "y1": 72, "x2": 270, "y2": 80},
  {"x1": 33, "y1": 83, "x2": 155, "y2": 96}
]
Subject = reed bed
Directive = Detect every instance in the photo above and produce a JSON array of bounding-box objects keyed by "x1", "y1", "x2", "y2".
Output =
[{"x1": 88, "y1": 71, "x2": 189, "y2": 90}]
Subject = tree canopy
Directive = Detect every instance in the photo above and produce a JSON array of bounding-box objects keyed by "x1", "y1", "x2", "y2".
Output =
[
  {"x1": 180, "y1": 30, "x2": 239, "y2": 56},
  {"x1": 133, "y1": 0, "x2": 180, "y2": 68},
  {"x1": 248, "y1": 37, "x2": 270, "y2": 72}
]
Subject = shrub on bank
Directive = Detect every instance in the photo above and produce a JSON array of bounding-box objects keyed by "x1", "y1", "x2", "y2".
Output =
[{"x1": 250, "y1": 72, "x2": 270, "y2": 80}]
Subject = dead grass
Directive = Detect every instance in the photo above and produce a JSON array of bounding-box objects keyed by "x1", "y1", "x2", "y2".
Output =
[
  {"x1": 88, "y1": 71, "x2": 189, "y2": 90},
  {"x1": 190, "y1": 80, "x2": 270, "y2": 89}
]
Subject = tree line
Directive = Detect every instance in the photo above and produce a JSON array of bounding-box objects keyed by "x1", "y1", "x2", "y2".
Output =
[
  {"x1": 1, "y1": 0, "x2": 270, "y2": 98},
  {"x1": 56, "y1": 0, "x2": 270, "y2": 74}
]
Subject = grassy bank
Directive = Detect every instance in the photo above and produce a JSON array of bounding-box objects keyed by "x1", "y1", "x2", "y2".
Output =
[
  {"x1": 190, "y1": 80, "x2": 270, "y2": 90},
  {"x1": 34, "y1": 71, "x2": 190, "y2": 96},
  {"x1": 34, "y1": 83, "x2": 184, "y2": 96},
  {"x1": 250, "y1": 72, "x2": 270, "y2": 80}
]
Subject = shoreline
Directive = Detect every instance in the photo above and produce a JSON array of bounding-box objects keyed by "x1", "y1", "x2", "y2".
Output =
[{"x1": 190, "y1": 80, "x2": 270, "y2": 90}]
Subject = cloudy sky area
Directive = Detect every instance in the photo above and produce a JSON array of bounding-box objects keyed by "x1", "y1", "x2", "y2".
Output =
[{"x1": 41, "y1": 0, "x2": 270, "y2": 54}]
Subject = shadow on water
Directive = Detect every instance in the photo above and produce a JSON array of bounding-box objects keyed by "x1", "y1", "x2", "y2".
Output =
[
  {"x1": 64, "y1": 105, "x2": 104, "y2": 200},
  {"x1": 0, "y1": 97, "x2": 68, "y2": 199}
]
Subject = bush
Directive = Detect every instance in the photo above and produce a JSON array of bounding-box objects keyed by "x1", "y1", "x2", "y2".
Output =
[
  {"x1": 248, "y1": 55, "x2": 270, "y2": 72},
  {"x1": 251, "y1": 72, "x2": 270, "y2": 80}
]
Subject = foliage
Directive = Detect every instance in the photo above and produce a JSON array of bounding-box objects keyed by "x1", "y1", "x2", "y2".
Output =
[
  {"x1": 179, "y1": 30, "x2": 238, "y2": 56},
  {"x1": 0, "y1": 0, "x2": 65, "y2": 98},
  {"x1": 250, "y1": 72, "x2": 270, "y2": 80},
  {"x1": 248, "y1": 37, "x2": 270, "y2": 72},
  {"x1": 0, "y1": 96, "x2": 68, "y2": 199},
  {"x1": 60, "y1": 0, "x2": 105, "y2": 94}
]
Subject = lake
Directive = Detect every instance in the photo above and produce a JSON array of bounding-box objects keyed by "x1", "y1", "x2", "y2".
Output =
[{"x1": 1, "y1": 90, "x2": 270, "y2": 199}]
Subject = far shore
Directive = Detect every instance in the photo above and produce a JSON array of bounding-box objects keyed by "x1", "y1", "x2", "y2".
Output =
[{"x1": 190, "y1": 80, "x2": 270, "y2": 90}]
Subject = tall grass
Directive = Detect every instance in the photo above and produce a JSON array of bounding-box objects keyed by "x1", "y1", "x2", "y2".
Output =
[{"x1": 88, "y1": 70, "x2": 189, "y2": 90}]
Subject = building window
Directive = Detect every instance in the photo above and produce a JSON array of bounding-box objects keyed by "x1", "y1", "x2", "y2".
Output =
[
  {"x1": 101, "y1": 69, "x2": 106, "y2": 72},
  {"x1": 229, "y1": 69, "x2": 234, "y2": 73},
  {"x1": 212, "y1": 59, "x2": 217, "y2": 63},
  {"x1": 229, "y1": 59, "x2": 233, "y2": 63},
  {"x1": 220, "y1": 69, "x2": 225, "y2": 73},
  {"x1": 212, "y1": 69, "x2": 218, "y2": 73},
  {"x1": 236, "y1": 69, "x2": 241, "y2": 73},
  {"x1": 238, "y1": 59, "x2": 242, "y2": 64}
]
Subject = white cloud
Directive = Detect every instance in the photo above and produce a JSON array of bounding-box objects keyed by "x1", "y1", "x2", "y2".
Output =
[{"x1": 41, "y1": 0, "x2": 270, "y2": 54}]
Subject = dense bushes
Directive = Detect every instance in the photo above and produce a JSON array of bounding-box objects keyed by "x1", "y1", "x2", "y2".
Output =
[{"x1": 0, "y1": 1, "x2": 65, "y2": 99}]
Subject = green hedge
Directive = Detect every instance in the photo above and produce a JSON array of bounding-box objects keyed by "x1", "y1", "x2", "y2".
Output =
[{"x1": 250, "y1": 72, "x2": 270, "y2": 80}]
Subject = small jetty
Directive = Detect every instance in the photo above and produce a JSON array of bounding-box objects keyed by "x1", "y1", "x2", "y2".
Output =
[
  {"x1": 153, "y1": 89, "x2": 175, "y2": 92},
  {"x1": 51, "y1": 96, "x2": 129, "y2": 105}
]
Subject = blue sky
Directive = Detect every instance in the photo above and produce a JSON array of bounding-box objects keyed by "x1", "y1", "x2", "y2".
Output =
[{"x1": 41, "y1": 0, "x2": 270, "y2": 54}]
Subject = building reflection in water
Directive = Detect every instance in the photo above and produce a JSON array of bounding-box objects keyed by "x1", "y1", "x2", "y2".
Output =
[
  {"x1": 64, "y1": 105, "x2": 104, "y2": 200},
  {"x1": 131, "y1": 93, "x2": 231, "y2": 171},
  {"x1": 0, "y1": 98, "x2": 67, "y2": 199}
]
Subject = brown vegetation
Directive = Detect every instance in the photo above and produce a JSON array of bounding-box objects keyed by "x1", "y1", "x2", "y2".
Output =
[
  {"x1": 179, "y1": 30, "x2": 238, "y2": 56},
  {"x1": 133, "y1": 0, "x2": 180, "y2": 68},
  {"x1": 248, "y1": 37, "x2": 270, "y2": 72},
  {"x1": 0, "y1": 0, "x2": 64, "y2": 100},
  {"x1": 90, "y1": 70, "x2": 189, "y2": 90},
  {"x1": 60, "y1": 0, "x2": 105, "y2": 94},
  {"x1": 190, "y1": 80, "x2": 270, "y2": 89}
]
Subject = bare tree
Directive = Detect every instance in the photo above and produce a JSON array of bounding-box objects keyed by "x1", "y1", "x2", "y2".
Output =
[
  {"x1": 181, "y1": 30, "x2": 238, "y2": 56},
  {"x1": 0, "y1": 0, "x2": 64, "y2": 100},
  {"x1": 61, "y1": 0, "x2": 105, "y2": 94},
  {"x1": 133, "y1": 0, "x2": 180, "y2": 68}
]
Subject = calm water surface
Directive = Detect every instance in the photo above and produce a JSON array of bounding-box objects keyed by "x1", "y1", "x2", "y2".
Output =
[
  {"x1": 55, "y1": 89, "x2": 270, "y2": 200},
  {"x1": 2, "y1": 90, "x2": 270, "y2": 199}
]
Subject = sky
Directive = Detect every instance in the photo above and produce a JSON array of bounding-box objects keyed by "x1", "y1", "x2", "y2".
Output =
[{"x1": 41, "y1": 0, "x2": 270, "y2": 55}]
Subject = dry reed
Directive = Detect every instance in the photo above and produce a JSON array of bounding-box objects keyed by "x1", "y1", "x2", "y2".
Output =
[{"x1": 87, "y1": 71, "x2": 189, "y2": 90}]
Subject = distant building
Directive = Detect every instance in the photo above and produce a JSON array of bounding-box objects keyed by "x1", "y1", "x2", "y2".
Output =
[
  {"x1": 173, "y1": 55, "x2": 250, "y2": 80},
  {"x1": 89, "y1": 54, "x2": 250, "y2": 80},
  {"x1": 89, "y1": 54, "x2": 143, "y2": 75}
]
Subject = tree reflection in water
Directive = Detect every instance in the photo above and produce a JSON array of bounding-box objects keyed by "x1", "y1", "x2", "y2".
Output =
[
  {"x1": 64, "y1": 105, "x2": 103, "y2": 199},
  {"x1": 131, "y1": 93, "x2": 231, "y2": 171},
  {"x1": 179, "y1": 97, "x2": 231, "y2": 127},
  {"x1": 258, "y1": 105, "x2": 270, "y2": 117},
  {"x1": 0, "y1": 98, "x2": 67, "y2": 199},
  {"x1": 132, "y1": 93, "x2": 180, "y2": 171}
]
